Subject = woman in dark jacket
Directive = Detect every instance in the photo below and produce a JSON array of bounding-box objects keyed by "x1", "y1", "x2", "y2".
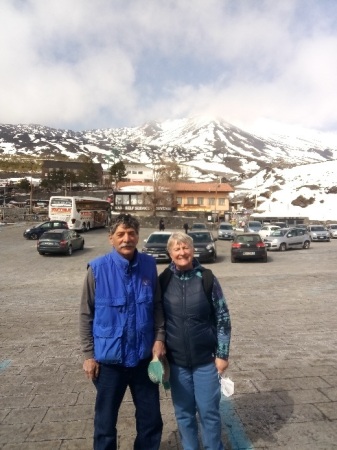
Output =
[{"x1": 159, "y1": 232, "x2": 231, "y2": 450}]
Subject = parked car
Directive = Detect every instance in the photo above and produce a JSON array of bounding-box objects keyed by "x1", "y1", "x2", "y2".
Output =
[
  {"x1": 190, "y1": 223, "x2": 208, "y2": 230},
  {"x1": 263, "y1": 227, "x2": 310, "y2": 251},
  {"x1": 217, "y1": 222, "x2": 235, "y2": 240},
  {"x1": 327, "y1": 224, "x2": 337, "y2": 238},
  {"x1": 188, "y1": 230, "x2": 217, "y2": 263},
  {"x1": 294, "y1": 224, "x2": 308, "y2": 230},
  {"x1": 37, "y1": 229, "x2": 84, "y2": 256},
  {"x1": 259, "y1": 225, "x2": 280, "y2": 239},
  {"x1": 244, "y1": 221, "x2": 262, "y2": 233},
  {"x1": 306, "y1": 225, "x2": 330, "y2": 242},
  {"x1": 142, "y1": 231, "x2": 172, "y2": 263},
  {"x1": 23, "y1": 220, "x2": 68, "y2": 240},
  {"x1": 271, "y1": 222, "x2": 287, "y2": 229},
  {"x1": 231, "y1": 233, "x2": 267, "y2": 263}
]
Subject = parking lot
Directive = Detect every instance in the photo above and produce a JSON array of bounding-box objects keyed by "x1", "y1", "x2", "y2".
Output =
[{"x1": 1, "y1": 223, "x2": 337, "y2": 449}]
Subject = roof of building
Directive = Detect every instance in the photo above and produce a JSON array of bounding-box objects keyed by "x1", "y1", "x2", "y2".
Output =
[
  {"x1": 116, "y1": 181, "x2": 234, "y2": 193},
  {"x1": 41, "y1": 160, "x2": 102, "y2": 170}
]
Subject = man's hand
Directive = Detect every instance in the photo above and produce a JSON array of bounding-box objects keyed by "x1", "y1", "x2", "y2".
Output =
[
  {"x1": 152, "y1": 340, "x2": 166, "y2": 359},
  {"x1": 215, "y1": 358, "x2": 229, "y2": 375},
  {"x1": 83, "y1": 358, "x2": 100, "y2": 380}
]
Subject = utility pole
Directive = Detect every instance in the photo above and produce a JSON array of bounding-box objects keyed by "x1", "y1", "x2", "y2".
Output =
[
  {"x1": 29, "y1": 175, "x2": 33, "y2": 215},
  {"x1": 2, "y1": 186, "x2": 5, "y2": 222}
]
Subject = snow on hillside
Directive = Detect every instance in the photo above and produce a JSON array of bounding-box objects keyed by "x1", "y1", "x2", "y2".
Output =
[{"x1": 236, "y1": 160, "x2": 337, "y2": 221}]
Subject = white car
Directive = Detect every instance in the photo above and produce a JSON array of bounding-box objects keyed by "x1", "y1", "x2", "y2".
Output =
[
  {"x1": 259, "y1": 225, "x2": 280, "y2": 239},
  {"x1": 327, "y1": 224, "x2": 337, "y2": 238},
  {"x1": 306, "y1": 225, "x2": 330, "y2": 242}
]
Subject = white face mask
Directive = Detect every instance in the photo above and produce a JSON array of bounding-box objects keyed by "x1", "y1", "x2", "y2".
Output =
[{"x1": 219, "y1": 374, "x2": 234, "y2": 397}]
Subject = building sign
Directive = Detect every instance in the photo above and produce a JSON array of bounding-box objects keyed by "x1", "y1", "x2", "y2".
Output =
[{"x1": 114, "y1": 205, "x2": 172, "y2": 211}]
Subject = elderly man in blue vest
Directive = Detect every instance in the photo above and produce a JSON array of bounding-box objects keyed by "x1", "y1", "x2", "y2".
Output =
[{"x1": 80, "y1": 214, "x2": 165, "y2": 450}]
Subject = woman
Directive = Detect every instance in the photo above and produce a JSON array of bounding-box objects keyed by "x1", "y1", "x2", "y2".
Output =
[{"x1": 159, "y1": 232, "x2": 231, "y2": 450}]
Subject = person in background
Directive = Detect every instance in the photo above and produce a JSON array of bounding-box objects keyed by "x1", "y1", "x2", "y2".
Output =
[
  {"x1": 160, "y1": 231, "x2": 231, "y2": 450},
  {"x1": 159, "y1": 218, "x2": 165, "y2": 231},
  {"x1": 183, "y1": 223, "x2": 189, "y2": 233},
  {"x1": 79, "y1": 213, "x2": 165, "y2": 450}
]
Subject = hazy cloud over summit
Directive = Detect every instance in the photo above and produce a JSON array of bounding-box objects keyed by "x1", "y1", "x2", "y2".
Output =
[{"x1": 1, "y1": 0, "x2": 337, "y2": 132}]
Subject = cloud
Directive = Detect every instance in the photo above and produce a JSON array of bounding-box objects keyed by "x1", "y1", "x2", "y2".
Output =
[{"x1": 0, "y1": 0, "x2": 337, "y2": 132}]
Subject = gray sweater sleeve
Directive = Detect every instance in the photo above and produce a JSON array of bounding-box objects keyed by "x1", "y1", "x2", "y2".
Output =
[
  {"x1": 79, "y1": 266, "x2": 95, "y2": 360},
  {"x1": 154, "y1": 278, "x2": 165, "y2": 342}
]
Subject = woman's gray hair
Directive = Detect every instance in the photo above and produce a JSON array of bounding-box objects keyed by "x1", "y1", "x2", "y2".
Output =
[{"x1": 167, "y1": 231, "x2": 194, "y2": 252}]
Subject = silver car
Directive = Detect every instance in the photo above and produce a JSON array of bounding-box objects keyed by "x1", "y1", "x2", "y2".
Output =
[
  {"x1": 264, "y1": 227, "x2": 310, "y2": 251},
  {"x1": 306, "y1": 225, "x2": 330, "y2": 242},
  {"x1": 327, "y1": 224, "x2": 337, "y2": 238},
  {"x1": 217, "y1": 222, "x2": 235, "y2": 240}
]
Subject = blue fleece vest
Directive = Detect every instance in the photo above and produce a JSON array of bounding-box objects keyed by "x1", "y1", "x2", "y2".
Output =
[{"x1": 89, "y1": 250, "x2": 157, "y2": 367}]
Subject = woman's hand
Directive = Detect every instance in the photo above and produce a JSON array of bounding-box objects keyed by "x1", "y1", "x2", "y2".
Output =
[{"x1": 215, "y1": 357, "x2": 229, "y2": 374}]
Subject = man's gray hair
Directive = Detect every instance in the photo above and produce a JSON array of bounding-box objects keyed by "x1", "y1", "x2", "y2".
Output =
[
  {"x1": 109, "y1": 214, "x2": 140, "y2": 235},
  {"x1": 167, "y1": 231, "x2": 193, "y2": 252}
]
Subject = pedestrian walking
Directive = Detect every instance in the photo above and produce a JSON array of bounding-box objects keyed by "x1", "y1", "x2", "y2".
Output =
[
  {"x1": 159, "y1": 218, "x2": 165, "y2": 231},
  {"x1": 79, "y1": 213, "x2": 165, "y2": 450},
  {"x1": 183, "y1": 223, "x2": 189, "y2": 233}
]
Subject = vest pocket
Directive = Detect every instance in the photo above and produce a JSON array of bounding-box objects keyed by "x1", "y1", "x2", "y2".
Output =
[
  {"x1": 94, "y1": 325, "x2": 124, "y2": 363},
  {"x1": 137, "y1": 324, "x2": 154, "y2": 359}
]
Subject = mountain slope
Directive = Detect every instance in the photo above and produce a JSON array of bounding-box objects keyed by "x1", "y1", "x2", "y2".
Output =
[
  {"x1": 1, "y1": 117, "x2": 337, "y2": 220},
  {"x1": 1, "y1": 117, "x2": 337, "y2": 180}
]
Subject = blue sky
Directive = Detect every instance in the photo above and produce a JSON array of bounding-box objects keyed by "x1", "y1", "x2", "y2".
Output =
[{"x1": 1, "y1": 0, "x2": 337, "y2": 133}]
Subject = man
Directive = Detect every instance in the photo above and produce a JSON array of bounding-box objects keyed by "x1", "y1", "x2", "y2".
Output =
[{"x1": 79, "y1": 214, "x2": 165, "y2": 450}]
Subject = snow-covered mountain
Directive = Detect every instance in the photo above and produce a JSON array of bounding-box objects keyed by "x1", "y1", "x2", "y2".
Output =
[
  {"x1": 1, "y1": 117, "x2": 337, "y2": 220},
  {"x1": 1, "y1": 117, "x2": 337, "y2": 176},
  {"x1": 236, "y1": 160, "x2": 337, "y2": 221}
]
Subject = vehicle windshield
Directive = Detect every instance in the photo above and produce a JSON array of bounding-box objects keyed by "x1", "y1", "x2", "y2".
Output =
[
  {"x1": 219, "y1": 224, "x2": 233, "y2": 230},
  {"x1": 147, "y1": 234, "x2": 170, "y2": 244},
  {"x1": 42, "y1": 233, "x2": 63, "y2": 239},
  {"x1": 330, "y1": 225, "x2": 337, "y2": 229},
  {"x1": 189, "y1": 233, "x2": 212, "y2": 243},
  {"x1": 270, "y1": 230, "x2": 287, "y2": 237},
  {"x1": 192, "y1": 224, "x2": 207, "y2": 229},
  {"x1": 248, "y1": 222, "x2": 261, "y2": 229},
  {"x1": 311, "y1": 226, "x2": 325, "y2": 231},
  {"x1": 236, "y1": 235, "x2": 261, "y2": 243}
]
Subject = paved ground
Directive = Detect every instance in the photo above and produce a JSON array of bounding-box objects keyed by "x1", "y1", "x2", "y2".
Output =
[{"x1": 1, "y1": 223, "x2": 337, "y2": 449}]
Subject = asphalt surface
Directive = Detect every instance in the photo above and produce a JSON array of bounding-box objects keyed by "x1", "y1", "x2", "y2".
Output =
[{"x1": 1, "y1": 223, "x2": 337, "y2": 449}]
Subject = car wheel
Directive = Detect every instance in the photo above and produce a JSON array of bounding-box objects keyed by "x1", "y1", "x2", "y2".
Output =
[
  {"x1": 82, "y1": 223, "x2": 87, "y2": 232},
  {"x1": 231, "y1": 255, "x2": 237, "y2": 263},
  {"x1": 80, "y1": 240, "x2": 84, "y2": 250},
  {"x1": 212, "y1": 253, "x2": 217, "y2": 263},
  {"x1": 303, "y1": 240, "x2": 310, "y2": 249},
  {"x1": 38, "y1": 252, "x2": 45, "y2": 255},
  {"x1": 67, "y1": 246, "x2": 73, "y2": 256},
  {"x1": 279, "y1": 243, "x2": 287, "y2": 251},
  {"x1": 30, "y1": 233, "x2": 38, "y2": 240},
  {"x1": 262, "y1": 254, "x2": 268, "y2": 262}
]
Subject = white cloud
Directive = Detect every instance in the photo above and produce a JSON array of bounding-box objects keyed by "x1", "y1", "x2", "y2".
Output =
[{"x1": 1, "y1": 0, "x2": 337, "y2": 132}]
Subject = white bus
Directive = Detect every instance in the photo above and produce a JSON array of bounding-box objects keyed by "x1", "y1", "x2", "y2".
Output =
[{"x1": 49, "y1": 196, "x2": 111, "y2": 231}]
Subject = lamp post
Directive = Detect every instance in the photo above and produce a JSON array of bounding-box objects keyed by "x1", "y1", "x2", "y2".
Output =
[
  {"x1": 2, "y1": 185, "x2": 5, "y2": 222},
  {"x1": 29, "y1": 175, "x2": 33, "y2": 215},
  {"x1": 214, "y1": 178, "x2": 221, "y2": 223}
]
